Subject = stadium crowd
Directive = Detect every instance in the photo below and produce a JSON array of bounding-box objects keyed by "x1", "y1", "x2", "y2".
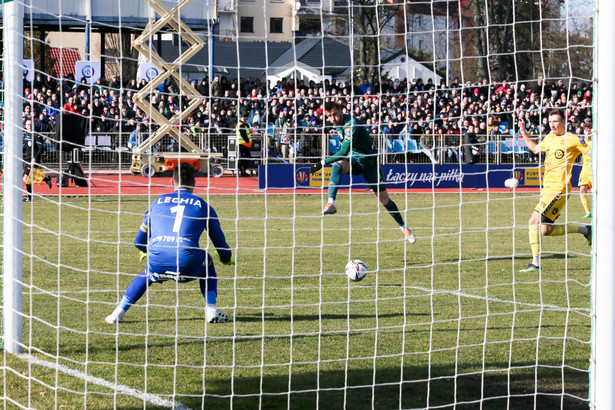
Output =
[{"x1": 16, "y1": 70, "x2": 594, "y2": 159}]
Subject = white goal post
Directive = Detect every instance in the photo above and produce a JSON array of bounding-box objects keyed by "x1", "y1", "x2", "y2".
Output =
[
  {"x1": 593, "y1": 0, "x2": 615, "y2": 407},
  {"x1": 1, "y1": 0, "x2": 611, "y2": 408}
]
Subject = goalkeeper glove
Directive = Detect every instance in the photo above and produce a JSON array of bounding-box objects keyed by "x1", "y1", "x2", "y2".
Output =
[
  {"x1": 310, "y1": 161, "x2": 324, "y2": 174},
  {"x1": 139, "y1": 251, "x2": 147, "y2": 261},
  {"x1": 214, "y1": 250, "x2": 235, "y2": 265}
]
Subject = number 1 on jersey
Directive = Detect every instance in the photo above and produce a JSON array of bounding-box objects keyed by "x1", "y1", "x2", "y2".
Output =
[{"x1": 170, "y1": 205, "x2": 185, "y2": 233}]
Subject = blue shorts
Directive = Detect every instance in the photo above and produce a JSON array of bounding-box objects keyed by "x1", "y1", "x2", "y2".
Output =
[{"x1": 147, "y1": 253, "x2": 212, "y2": 283}]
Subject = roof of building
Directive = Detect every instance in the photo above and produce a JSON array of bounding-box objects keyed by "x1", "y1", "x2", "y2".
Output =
[
  {"x1": 49, "y1": 47, "x2": 82, "y2": 77},
  {"x1": 214, "y1": 41, "x2": 291, "y2": 80},
  {"x1": 156, "y1": 37, "x2": 352, "y2": 81}
]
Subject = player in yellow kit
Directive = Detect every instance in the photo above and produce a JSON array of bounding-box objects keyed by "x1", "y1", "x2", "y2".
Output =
[
  {"x1": 518, "y1": 109, "x2": 592, "y2": 272},
  {"x1": 577, "y1": 121, "x2": 592, "y2": 218}
]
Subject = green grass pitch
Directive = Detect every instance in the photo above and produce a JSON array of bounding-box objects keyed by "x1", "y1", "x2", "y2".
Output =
[{"x1": 5, "y1": 191, "x2": 591, "y2": 409}]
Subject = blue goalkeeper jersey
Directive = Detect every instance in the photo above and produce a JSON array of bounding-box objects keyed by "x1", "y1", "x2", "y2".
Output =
[{"x1": 136, "y1": 189, "x2": 231, "y2": 269}]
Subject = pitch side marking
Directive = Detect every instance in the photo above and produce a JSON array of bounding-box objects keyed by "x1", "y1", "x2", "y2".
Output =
[
  {"x1": 17, "y1": 353, "x2": 192, "y2": 410},
  {"x1": 26, "y1": 285, "x2": 590, "y2": 313}
]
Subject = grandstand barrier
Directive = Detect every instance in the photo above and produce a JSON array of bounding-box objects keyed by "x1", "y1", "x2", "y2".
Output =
[
  {"x1": 35, "y1": 131, "x2": 548, "y2": 170},
  {"x1": 257, "y1": 163, "x2": 584, "y2": 190}
]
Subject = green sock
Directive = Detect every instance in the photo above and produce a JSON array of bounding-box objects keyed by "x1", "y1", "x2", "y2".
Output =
[
  {"x1": 384, "y1": 199, "x2": 405, "y2": 227},
  {"x1": 327, "y1": 162, "x2": 343, "y2": 200}
]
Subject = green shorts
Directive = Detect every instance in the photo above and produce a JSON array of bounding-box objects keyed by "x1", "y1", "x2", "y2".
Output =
[{"x1": 349, "y1": 157, "x2": 386, "y2": 192}]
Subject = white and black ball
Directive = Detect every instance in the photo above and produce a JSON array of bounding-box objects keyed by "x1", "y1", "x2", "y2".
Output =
[{"x1": 345, "y1": 259, "x2": 368, "y2": 282}]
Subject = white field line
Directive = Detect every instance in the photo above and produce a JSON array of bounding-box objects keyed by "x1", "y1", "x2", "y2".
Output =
[
  {"x1": 26, "y1": 284, "x2": 589, "y2": 313},
  {"x1": 16, "y1": 353, "x2": 192, "y2": 410}
]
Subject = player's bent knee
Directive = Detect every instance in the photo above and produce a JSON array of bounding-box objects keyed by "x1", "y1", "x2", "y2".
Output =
[{"x1": 541, "y1": 225, "x2": 554, "y2": 236}]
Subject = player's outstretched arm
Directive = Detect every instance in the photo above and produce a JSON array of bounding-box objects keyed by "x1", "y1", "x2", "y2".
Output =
[
  {"x1": 207, "y1": 206, "x2": 233, "y2": 264},
  {"x1": 134, "y1": 223, "x2": 148, "y2": 253},
  {"x1": 518, "y1": 118, "x2": 540, "y2": 154},
  {"x1": 324, "y1": 139, "x2": 350, "y2": 165}
]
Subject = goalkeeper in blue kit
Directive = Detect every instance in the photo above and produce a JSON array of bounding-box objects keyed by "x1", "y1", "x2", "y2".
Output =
[
  {"x1": 311, "y1": 101, "x2": 416, "y2": 243},
  {"x1": 106, "y1": 163, "x2": 234, "y2": 324}
]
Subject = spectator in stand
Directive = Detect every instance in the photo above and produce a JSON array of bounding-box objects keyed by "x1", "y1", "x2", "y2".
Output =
[
  {"x1": 359, "y1": 78, "x2": 374, "y2": 95},
  {"x1": 211, "y1": 75, "x2": 224, "y2": 97},
  {"x1": 443, "y1": 129, "x2": 461, "y2": 163},
  {"x1": 463, "y1": 124, "x2": 480, "y2": 164},
  {"x1": 127, "y1": 122, "x2": 145, "y2": 150},
  {"x1": 110, "y1": 75, "x2": 122, "y2": 90},
  {"x1": 34, "y1": 111, "x2": 51, "y2": 133},
  {"x1": 197, "y1": 78, "x2": 209, "y2": 96},
  {"x1": 16, "y1": 68, "x2": 594, "y2": 167},
  {"x1": 23, "y1": 118, "x2": 52, "y2": 201},
  {"x1": 420, "y1": 122, "x2": 437, "y2": 164}
]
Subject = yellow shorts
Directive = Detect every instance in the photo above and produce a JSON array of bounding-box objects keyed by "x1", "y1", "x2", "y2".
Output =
[
  {"x1": 534, "y1": 190, "x2": 569, "y2": 222},
  {"x1": 578, "y1": 167, "x2": 592, "y2": 188}
]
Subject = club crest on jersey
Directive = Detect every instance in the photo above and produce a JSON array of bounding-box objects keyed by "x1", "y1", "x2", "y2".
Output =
[
  {"x1": 344, "y1": 128, "x2": 351, "y2": 138},
  {"x1": 555, "y1": 149, "x2": 564, "y2": 159}
]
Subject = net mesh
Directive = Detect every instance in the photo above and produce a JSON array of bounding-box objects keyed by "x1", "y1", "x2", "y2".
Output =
[{"x1": 1, "y1": 0, "x2": 595, "y2": 408}]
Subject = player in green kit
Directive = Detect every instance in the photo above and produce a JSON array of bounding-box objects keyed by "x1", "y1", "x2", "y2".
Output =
[{"x1": 310, "y1": 101, "x2": 416, "y2": 243}]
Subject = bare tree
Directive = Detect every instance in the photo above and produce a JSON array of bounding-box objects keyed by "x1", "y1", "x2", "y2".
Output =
[
  {"x1": 23, "y1": 30, "x2": 57, "y2": 76},
  {"x1": 333, "y1": 0, "x2": 400, "y2": 86},
  {"x1": 465, "y1": 0, "x2": 591, "y2": 82},
  {"x1": 101, "y1": 31, "x2": 139, "y2": 83}
]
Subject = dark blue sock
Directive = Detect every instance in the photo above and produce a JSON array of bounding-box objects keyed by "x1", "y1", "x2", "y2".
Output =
[
  {"x1": 199, "y1": 263, "x2": 218, "y2": 306},
  {"x1": 119, "y1": 271, "x2": 155, "y2": 311}
]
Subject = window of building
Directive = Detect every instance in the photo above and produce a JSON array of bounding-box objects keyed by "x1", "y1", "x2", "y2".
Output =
[
  {"x1": 240, "y1": 17, "x2": 254, "y2": 33},
  {"x1": 270, "y1": 18, "x2": 283, "y2": 34}
]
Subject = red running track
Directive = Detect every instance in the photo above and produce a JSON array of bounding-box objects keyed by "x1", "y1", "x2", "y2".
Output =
[{"x1": 21, "y1": 173, "x2": 541, "y2": 197}]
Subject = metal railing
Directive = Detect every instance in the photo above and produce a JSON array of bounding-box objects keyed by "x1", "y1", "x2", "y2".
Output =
[{"x1": 34, "y1": 130, "x2": 542, "y2": 170}]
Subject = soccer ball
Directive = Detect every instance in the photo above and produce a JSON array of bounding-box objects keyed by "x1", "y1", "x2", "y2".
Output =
[
  {"x1": 504, "y1": 178, "x2": 519, "y2": 188},
  {"x1": 345, "y1": 259, "x2": 368, "y2": 282}
]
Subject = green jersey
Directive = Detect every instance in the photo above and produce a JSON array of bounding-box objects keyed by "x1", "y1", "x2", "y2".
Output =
[{"x1": 324, "y1": 114, "x2": 378, "y2": 165}]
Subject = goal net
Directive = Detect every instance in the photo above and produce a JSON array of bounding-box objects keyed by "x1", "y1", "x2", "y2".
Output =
[{"x1": 1, "y1": 0, "x2": 605, "y2": 408}]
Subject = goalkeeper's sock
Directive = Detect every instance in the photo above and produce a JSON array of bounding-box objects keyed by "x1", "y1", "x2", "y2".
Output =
[
  {"x1": 529, "y1": 225, "x2": 540, "y2": 267},
  {"x1": 327, "y1": 162, "x2": 343, "y2": 200},
  {"x1": 199, "y1": 264, "x2": 218, "y2": 306},
  {"x1": 118, "y1": 297, "x2": 131, "y2": 312},
  {"x1": 580, "y1": 194, "x2": 591, "y2": 214},
  {"x1": 121, "y1": 270, "x2": 154, "y2": 311},
  {"x1": 384, "y1": 199, "x2": 405, "y2": 227},
  {"x1": 550, "y1": 224, "x2": 581, "y2": 236},
  {"x1": 327, "y1": 198, "x2": 335, "y2": 206}
]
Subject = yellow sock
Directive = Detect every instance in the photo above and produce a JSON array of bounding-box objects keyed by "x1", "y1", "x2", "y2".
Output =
[
  {"x1": 580, "y1": 194, "x2": 591, "y2": 214},
  {"x1": 550, "y1": 224, "x2": 580, "y2": 236},
  {"x1": 529, "y1": 225, "x2": 540, "y2": 259}
]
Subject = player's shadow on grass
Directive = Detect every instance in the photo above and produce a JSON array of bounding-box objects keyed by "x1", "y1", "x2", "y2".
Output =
[
  {"x1": 237, "y1": 311, "x2": 431, "y2": 323},
  {"x1": 441, "y1": 253, "x2": 580, "y2": 264}
]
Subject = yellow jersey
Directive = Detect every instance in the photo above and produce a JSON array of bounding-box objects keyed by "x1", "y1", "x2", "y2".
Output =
[
  {"x1": 540, "y1": 132, "x2": 590, "y2": 191},
  {"x1": 582, "y1": 139, "x2": 592, "y2": 167}
]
